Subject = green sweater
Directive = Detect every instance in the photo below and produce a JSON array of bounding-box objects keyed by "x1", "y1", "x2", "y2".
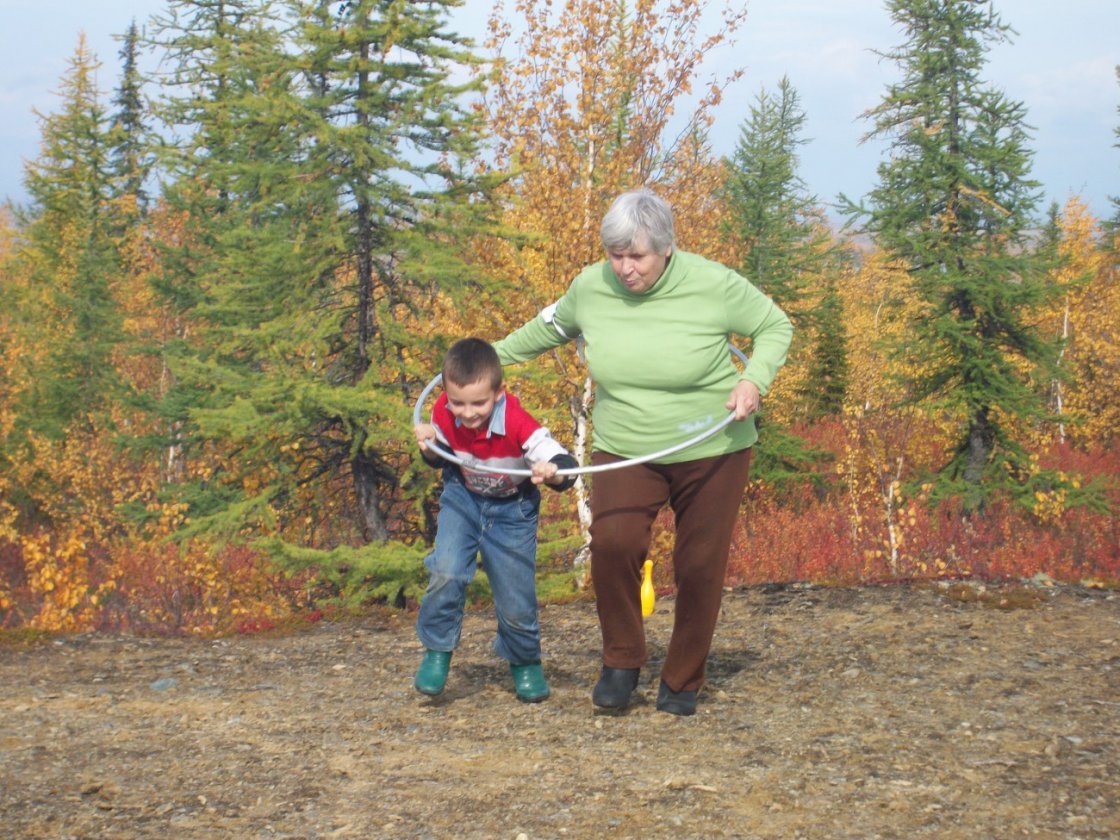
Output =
[{"x1": 494, "y1": 250, "x2": 793, "y2": 462}]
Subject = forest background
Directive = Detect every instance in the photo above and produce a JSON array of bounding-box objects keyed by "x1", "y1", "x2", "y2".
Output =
[{"x1": 0, "y1": 0, "x2": 1117, "y2": 635}]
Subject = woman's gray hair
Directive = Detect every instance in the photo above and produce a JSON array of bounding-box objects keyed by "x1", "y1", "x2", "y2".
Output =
[{"x1": 600, "y1": 189, "x2": 675, "y2": 253}]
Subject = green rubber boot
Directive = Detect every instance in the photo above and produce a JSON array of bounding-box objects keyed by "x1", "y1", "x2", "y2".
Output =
[
  {"x1": 510, "y1": 662, "x2": 550, "y2": 703},
  {"x1": 414, "y1": 650, "x2": 452, "y2": 696}
]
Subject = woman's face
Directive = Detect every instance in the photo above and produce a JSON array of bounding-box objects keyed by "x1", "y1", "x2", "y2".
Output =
[{"x1": 606, "y1": 238, "x2": 672, "y2": 294}]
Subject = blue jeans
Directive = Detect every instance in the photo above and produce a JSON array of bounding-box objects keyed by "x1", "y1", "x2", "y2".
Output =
[{"x1": 416, "y1": 470, "x2": 543, "y2": 665}]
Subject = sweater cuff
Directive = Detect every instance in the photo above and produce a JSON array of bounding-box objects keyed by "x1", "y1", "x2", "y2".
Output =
[{"x1": 547, "y1": 454, "x2": 579, "y2": 492}]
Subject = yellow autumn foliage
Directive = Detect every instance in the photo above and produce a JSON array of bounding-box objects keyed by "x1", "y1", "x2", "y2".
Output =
[{"x1": 1043, "y1": 199, "x2": 1120, "y2": 446}]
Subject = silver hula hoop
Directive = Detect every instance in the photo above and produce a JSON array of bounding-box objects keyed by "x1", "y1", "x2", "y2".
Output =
[{"x1": 411, "y1": 344, "x2": 750, "y2": 477}]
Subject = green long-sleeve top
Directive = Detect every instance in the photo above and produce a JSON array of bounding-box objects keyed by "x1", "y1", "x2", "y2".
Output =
[{"x1": 493, "y1": 250, "x2": 793, "y2": 463}]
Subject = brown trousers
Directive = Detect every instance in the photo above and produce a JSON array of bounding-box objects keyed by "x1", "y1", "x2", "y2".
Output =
[{"x1": 588, "y1": 447, "x2": 752, "y2": 692}]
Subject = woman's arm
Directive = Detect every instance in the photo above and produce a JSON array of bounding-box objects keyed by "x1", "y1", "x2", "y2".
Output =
[
  {"x1": 726, "y1": 274, "x2": 793, "y2": 397},
  {"x1": 493, "y1": 301, "x2": 577, "y2": 365}
]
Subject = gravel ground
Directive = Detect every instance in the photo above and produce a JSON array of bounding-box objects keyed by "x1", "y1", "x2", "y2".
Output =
[{"x1": 2, "y1": 581, "x2": 1118, "y2": 839}]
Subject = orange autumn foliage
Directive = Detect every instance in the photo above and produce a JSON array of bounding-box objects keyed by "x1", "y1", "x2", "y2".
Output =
[
  {"x1": 481, "y1": 0, "x2": 745, "y2": 318},
  {"x1": 1043, "y1": 198, "x2": 1120, "y2": 447},
  {"x1": 0, "y1": 202, "x2": 302, "y2": 633}
]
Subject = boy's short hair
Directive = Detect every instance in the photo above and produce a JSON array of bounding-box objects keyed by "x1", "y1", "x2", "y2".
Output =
[{"x1": 442, "y1": 337, "x2": 503, "y2": 389}]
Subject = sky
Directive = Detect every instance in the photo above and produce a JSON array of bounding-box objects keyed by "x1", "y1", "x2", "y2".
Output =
[{"x1": 1, "y1": 0, "x2": 1116, "y2": 220}]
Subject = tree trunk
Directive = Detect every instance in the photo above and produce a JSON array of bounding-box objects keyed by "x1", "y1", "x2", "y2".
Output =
[
  {"x1": 355, "y1": 39, "x2": 374, "y2": 374},
  {"x1": 568, "y1": 374, "x2": 594, "y2": 582},
  {"x1": 963, "y1": 407, "x2": 994, "y2": 512},
  {"x1": 352, "y1": 450, "x2": 390, "y2": 544},
  {"x1": 1053, "y1": 296, "x2": 1069, "y2": 443}
]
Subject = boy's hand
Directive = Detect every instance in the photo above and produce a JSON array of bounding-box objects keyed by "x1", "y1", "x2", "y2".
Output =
[
  {"x1": 414, "y1": 423, "x2": 438, "y2": 451},
  {"x1": 531, "y1": 460, "x2": 560, "y2": 486}
]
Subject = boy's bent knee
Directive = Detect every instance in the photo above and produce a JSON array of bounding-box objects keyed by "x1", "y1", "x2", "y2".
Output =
[
  {"x1": 424, "y1": 550, "x2": 476, "y2": 580},
  {"x1": 424, "y1": 571, "x2": 470, "y2": 593},
  {"x1": 501, "y1": 609, "x2": 538, "y2": 632}
]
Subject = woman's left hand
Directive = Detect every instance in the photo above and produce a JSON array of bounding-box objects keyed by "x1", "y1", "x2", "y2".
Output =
[{"x1": 725, "y1": 380, "x2": 761, "y2": 421}]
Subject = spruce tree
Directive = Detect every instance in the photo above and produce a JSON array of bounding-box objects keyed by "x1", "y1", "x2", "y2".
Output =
[
  {"x1": 802, "y1": 274, "x2": 850, "y2": 419},
  {"x1": 108, "y1": 20, "x2": 152, "y2": 213},
  {"x1": 725, "y1": 78, "x2": 832, "y2": 311},
  {"x1": 287, "y1": 0, "x2": 490, "y2": 547},
  {"x1": 723, "y1": 77, "x2": 842, "y2": 489},
  {"x1": 142, "y1": 0, "x2": 491, "y2": 601},
  {"x1": 17, "y1": 36, "x2": 122, "y2": 439},
  {"x1": 724, "y1": 78, "x2": 848, "y2": 403},
  {"x1": 139, "y1": 0, "x2": 292, "y2": 480},
  {"x1": 850, "y1": 0, "x2": 1064, "y2": 512}
]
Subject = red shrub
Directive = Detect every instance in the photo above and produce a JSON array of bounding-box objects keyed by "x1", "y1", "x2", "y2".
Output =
[{"x1": 723, "y1": 434, "x2": 1119, "y2": 588}]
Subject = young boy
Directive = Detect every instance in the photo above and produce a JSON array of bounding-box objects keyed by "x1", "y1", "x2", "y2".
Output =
[{"x1": 413, "y1": 337, "x2": 577, "y2": 702}]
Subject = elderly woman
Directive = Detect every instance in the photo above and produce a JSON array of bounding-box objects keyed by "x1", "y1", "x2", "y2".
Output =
[{"x1": 493, "y1": 189, "x2": 792, "y2": 715}]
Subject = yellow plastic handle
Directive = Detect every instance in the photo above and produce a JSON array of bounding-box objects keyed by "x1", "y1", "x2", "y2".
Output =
[{"x1": 640, "y1": 559, "x2": 655, "y2": 617}]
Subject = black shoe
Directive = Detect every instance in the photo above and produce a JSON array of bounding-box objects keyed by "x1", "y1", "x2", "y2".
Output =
[
  {"x1": 592, "y1": 666, "x2": 640, "y2": 709},
  {"x1": 656, "y1": 680, "x2": 698, "y2": 716}
]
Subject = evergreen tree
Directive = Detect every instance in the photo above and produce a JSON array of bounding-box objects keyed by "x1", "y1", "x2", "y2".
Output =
[
  {"x1": 802, "y1": 273, "x2": 850, "y2": 419},
  {"x1": 137, "y1": 0, "x2": 290, "y2": 487},
  {"x1": 142, "y1": 0, "x2": 491, "y2": 602},
  {"x1": 849, "y1": 0, "x2": 1064, "y2": 512},
  {"x1": 723, "y1": 77, "x2": 842, "y2": 489},
  {"x1": 286, "y1": 0, "x2": 490, "y2": 546},
  {"x1": 725, "y1": 78, "x2": 831, "y2": 311},
  {"x1": 1037, "y1": 201, "x2": 1063, "y2": 256},
  {"x1": 108, "y1": 20, "x2": 153, "y2": 213},
  {"x1": 17, "y1": 36, "x2": 123, "y2": 440},
  {"x1": 724, "y1": 78, "x2": 848, "y2": 410}
]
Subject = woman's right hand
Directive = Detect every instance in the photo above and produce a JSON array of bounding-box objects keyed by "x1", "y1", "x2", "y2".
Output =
[{"x1": 725, "y1": 380, "x2": 761, "y2": 421}]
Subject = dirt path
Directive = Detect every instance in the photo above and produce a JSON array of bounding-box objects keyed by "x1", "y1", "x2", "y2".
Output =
[{"x1": 2, "y1": 582, "x2": 1118, "y2": 839}]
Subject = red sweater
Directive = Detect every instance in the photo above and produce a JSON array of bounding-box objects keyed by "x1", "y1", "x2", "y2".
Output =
[{"x1": 429, "y1": 390, "x2": 571, "y2": 497}]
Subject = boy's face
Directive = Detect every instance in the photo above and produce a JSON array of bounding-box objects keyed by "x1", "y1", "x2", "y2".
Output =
[{"x1": 444, "y1": 378, "x2": 500, "y2": 430}]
